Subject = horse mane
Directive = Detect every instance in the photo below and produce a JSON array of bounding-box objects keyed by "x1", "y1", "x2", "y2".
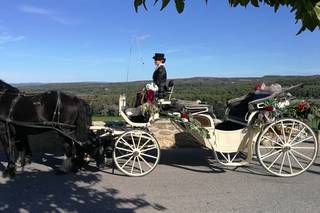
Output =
[{"x1": 0, "y1": 79, "x2": 20, "y2": 93}]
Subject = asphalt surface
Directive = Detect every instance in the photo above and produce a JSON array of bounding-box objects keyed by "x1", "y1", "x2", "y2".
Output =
[{"x1": 1, "y1": 148, "x2": 320, "y2": 213}]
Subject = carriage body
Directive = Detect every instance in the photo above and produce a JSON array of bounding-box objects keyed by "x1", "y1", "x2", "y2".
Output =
[
  {"x1": 176, "y1": 85, "x2": 319, "y2": 176},
  {"x1": 90, "y1": 84, "x2": 319, "y2": 177}
]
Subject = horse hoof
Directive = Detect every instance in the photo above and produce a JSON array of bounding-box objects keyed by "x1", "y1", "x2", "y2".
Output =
[
  {"x1": 25, "y1": 156, "x2": 32, "y2": 165},
  {"x1": 3, "y1": 168, "x2": 16, "y2": 178},
  {"x1": 71, "y1": 166, "x2": 81, "y2": 173},
  {"x1": 54, "y1": 169, "x2": 67, "y2": 175}
]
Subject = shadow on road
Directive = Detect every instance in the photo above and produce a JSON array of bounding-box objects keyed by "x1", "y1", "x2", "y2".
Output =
[
  {"x1": 159, "y1": 148, "x2": 320, "y2": 177},
  {"x1": 0, "y1": 154, "x2": 166, "y2": 213},
  {"x1": 159, "y1": 148, "x2": 225, "y2": 174}
]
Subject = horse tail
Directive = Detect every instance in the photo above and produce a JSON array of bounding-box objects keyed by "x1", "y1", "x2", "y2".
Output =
[{"x1": 75, "y1": 99, "x2": 92, "y2": 142}]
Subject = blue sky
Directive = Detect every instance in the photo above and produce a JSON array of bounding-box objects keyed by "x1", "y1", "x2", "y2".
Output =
[{"x1": 0, "y1": 0, "x2": 319, "y2": 83}]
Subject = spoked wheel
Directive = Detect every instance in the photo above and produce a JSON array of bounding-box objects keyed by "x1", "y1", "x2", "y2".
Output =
[
  {"x1": 256, "y1": 118, "x2": 318, "y2": 177},
  {"x1": 113, "y1": 130, "x2": 160, "y2": 177}
]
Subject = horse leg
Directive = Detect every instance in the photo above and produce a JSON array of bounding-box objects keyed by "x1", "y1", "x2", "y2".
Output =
[
  {"x1": 15, "y1": 135, "x2": 32, "y2": 167},
  {"x1": 57, "y1": 139, "x2": 74, "y2": 174},
  {"x1": 22, "y1": 135, "x2": 32, "y2": 165},
  {"x1": 1, "y1": 134, "x2": 17, "y2": 178},
  {"x1": 0, "y1": 134, "x2": 10, "y2": 164},
  {"x1": 73, "y1": 142, "x2": 86, "y2": 171}
]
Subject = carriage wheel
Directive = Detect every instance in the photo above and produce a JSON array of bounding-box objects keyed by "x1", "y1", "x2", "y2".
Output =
[
  {"x1": 113, "y1": 130, "x2": 160, "y2": 177},
  {"x1": 256, "y1": 118, "x2": 318, "y2": 177}
]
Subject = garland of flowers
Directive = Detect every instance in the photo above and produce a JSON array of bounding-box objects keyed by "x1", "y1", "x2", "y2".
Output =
[
  {"x1": 141, "y1": 102, "x2": 159, "y2": 118},
  {"x1": 283, "y1": 99, "x2": 320, "y2": 130},
  {"x1": 170, "y1": 112, "x2": 211, "y2": 139},
  {"x1": 254, "y1": 98, "x2": 320, "y2": 130}
]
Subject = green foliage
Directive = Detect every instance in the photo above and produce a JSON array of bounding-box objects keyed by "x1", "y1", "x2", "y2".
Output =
[
  {"x1": 18, "y1": 75, "x2": 320, "y2": 119},
  {"x1": 134, "y1": 0, "x2": 320, "y2": 34}
]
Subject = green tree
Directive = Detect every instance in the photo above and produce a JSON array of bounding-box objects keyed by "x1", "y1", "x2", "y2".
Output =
[{"x1": 134, "y1": 0, "x2": 320, "y2": 34}]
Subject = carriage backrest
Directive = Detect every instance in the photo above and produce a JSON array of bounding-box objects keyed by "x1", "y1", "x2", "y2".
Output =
[
  {"x1": 167, "y1": 80, "x2": 174, "y2": 101},
  {"x1": 119, "y1": 94, "x2": 127, "y2": 114}
]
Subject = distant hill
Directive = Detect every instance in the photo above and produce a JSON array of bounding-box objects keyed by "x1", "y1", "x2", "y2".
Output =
[{"x1": 16, "y1": 75, "x2": 320, "y2": 117}]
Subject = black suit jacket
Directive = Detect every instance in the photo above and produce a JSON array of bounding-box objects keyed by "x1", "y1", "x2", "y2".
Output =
[{"x1": 152, "y1": 65, "x2": 167, "y2": 88}]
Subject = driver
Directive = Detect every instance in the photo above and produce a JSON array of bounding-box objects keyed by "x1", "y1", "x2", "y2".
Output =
[
  {"x1": 152, "y1": 53, "x2": 167, "y2": 98},
  {"x1": 134, "y1": 53, "x2": 167, "y2": 107}
]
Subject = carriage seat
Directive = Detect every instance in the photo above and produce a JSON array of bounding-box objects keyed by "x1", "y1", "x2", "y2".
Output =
[
  {"x1": 160, "y1": 98, "x2": 216, "y2": 118},
  {"x1": 124, "y1": 107, "x2": 150, "y2": 123},
  {"x1": 157, "y1": 80, "x2": 174, "y2": 103},
  {"x1": 226, "y1": 91, "x2": 272, "y2": 124}
]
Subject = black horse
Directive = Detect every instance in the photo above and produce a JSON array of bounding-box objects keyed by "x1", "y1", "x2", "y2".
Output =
[{"x1": 0, "y1": 80, "x2": 103, "y2": 177}]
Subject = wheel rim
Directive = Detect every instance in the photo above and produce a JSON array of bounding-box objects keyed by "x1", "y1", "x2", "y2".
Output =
[
  {"x1": 257, "y1": 119, "x2": 318, "y2": 177},
  {"x1": 113, "y1": 130, "x2": 160, "y2": 177}
]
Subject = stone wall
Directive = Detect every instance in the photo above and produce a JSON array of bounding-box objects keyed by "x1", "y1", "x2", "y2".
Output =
[{"x1": 148, "y1": 119, "x2": 199, "y2": 149}]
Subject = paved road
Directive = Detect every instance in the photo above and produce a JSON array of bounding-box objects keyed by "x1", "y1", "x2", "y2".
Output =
[{"x1": 1, "y1": 148, "x2": 320, "y2": 213}]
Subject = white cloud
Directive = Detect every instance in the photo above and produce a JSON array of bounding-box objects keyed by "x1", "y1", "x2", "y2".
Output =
[
  {"x1": 19, "y1": 5, "x2": 52, "y2": 15},
  {"x1": 166, "y1": 49, "x2": 182, "y2": 54},
  {"x1": 18, "y1": 5, "x2": 72, "y2": 25},
  {"x1": 0, "y1": 33, "x2": 25, "y2": 45},
  {"x1": 136, "y1": 34, "x2": 151, "y2": 41}
]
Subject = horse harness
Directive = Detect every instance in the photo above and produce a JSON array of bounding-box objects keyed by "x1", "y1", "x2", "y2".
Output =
[
  {"x1": 52, "y1": 91, "x2": 62, "y2": 123},
  {"x1": 0, "y1": 91, "x2": 83, "y2": 145}
]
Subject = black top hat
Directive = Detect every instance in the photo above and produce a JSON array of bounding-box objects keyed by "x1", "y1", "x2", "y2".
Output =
[{"x1": 153, "y1": 53, "x2": 165, "y2": 61}]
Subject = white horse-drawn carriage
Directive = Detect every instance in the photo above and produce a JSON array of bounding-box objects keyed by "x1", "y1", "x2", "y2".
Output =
[{"x1": 90, "y1": 83, "x2": 319, "y2": 177}]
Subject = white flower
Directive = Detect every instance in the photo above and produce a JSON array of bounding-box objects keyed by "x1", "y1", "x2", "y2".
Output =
[{"x1": 278, "y1": 100, "x2": 290, "y2": 109}]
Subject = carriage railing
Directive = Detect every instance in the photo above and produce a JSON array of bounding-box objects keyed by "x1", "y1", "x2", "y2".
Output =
[
  {"x1": 248, "y1": 84, "x2": 303, "y2": 111},
  {"x1": 225, "y1": 84, "x2": 303, "y2": 127},
  {"x1": 118, "y1": 94, "x2": 158, "y2": 128}
]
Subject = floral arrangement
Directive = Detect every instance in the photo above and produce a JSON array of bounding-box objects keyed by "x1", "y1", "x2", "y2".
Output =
[
  {"x1": 283, "y1": 99, "x2": 320, "y2": 130},
  {"x1": 254, "y1": 98, "x2": 320, "y2": 130},
  {"x1": 141, "y1": 102, "x2": 159, "y2": 118},
  {"x1": 173, "y1": 112, "x2": 211, "y2": 139}
]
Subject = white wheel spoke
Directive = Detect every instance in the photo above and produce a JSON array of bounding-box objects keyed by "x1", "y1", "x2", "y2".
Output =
[
  {"x1": 139, "y1": 156, "x2": 152, "y2": 168},
  {"x1": 261, "y1": 149, "x2": 282, "y2": 160},
  {"x1": 281, "y1": 121, "x2": 286, "y2": 144},
  {"x1": 131, "y1": 157, "x2": 136, "y2": 174},
  {"x1": 231, "y1": 152, "x2": 239, "y2": 162},
  {"x1": 267, "y1": 152, "x2": 283, "y2": 169},
  {"x1": 115, "y1": 147, "x2": 132, "y2": 153},
  {"x1": 288, "y1": 121, "x2": 295, "y2": 142},
  {"x1": 220, "y1": 152, "x2": 229, "y2": 162},
  {"x1": 262, "y1": 136, "x2": 283, "y2": 147},
  {"x1": 291, "y1": 149, "x2": 313, "y2": 161},
  {"x1": 131, "y1": 133, "x2": 136, "y2": 149},
  {"x1": 259, "y1": 146, "x2": 282, "y2": 149},
  {"x1": 289, "y1": 151, "x2": 304, "y2": 169},
  {"x1": 119, "y1": 139, "x2": 133, "y2": 150},
  {"x1": 279, "y1": 152, "x2": 286, "y2": 174},
  {"x1": 116, "y1": 153, "x2": 133, "y2": 160},
  {"x1": 291, "y1": 136, "x2": 313, "y2": 147},
  {"x1": 136, "y1": 133, "x2": 142, "y2": 149},
  {"x1": 140, "y1": 153, "x2": 158, "y2": 159},
  {"x1": 137, "y1": 156, "x2": 143, "y2": 174},
  {"x1": 287, "y1": 151, "x2": 293, "y2": 174},
  {"x1": 140, "y1": 145, "x2": 157, "y2": 153},
  {"x1": 139, "y1": 139, "x2": 151, "y2": 150},
  {"x1": 289, "y1": 127, "x2": 306, "y2": 144},
  {"x1": 292, "y1": 147, "x2": 315, "y2": 150},
  {"x1": 270, "y1": 126, "x2": 285, "y2": 144},
  {"x1": 121, "y1": 155, "x2": 134, "y2": 168}
]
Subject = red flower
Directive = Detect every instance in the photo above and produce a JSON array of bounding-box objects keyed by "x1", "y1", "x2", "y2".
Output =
[
  {"x1": 297, "y1": 101, "x2": 306, "y2": 111},
  {"x1": 146, "y1": 90, "x2": 155, "y2": 103},
  {"x1": 265, "y1": 105, "x2": 274, "y2": 112},
  {"x1": 181, "y1": 113, "x2": 189, "y2": 121},
  {"x1": 255, "y1": 84, "x2": 262, "y2": 91}
]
